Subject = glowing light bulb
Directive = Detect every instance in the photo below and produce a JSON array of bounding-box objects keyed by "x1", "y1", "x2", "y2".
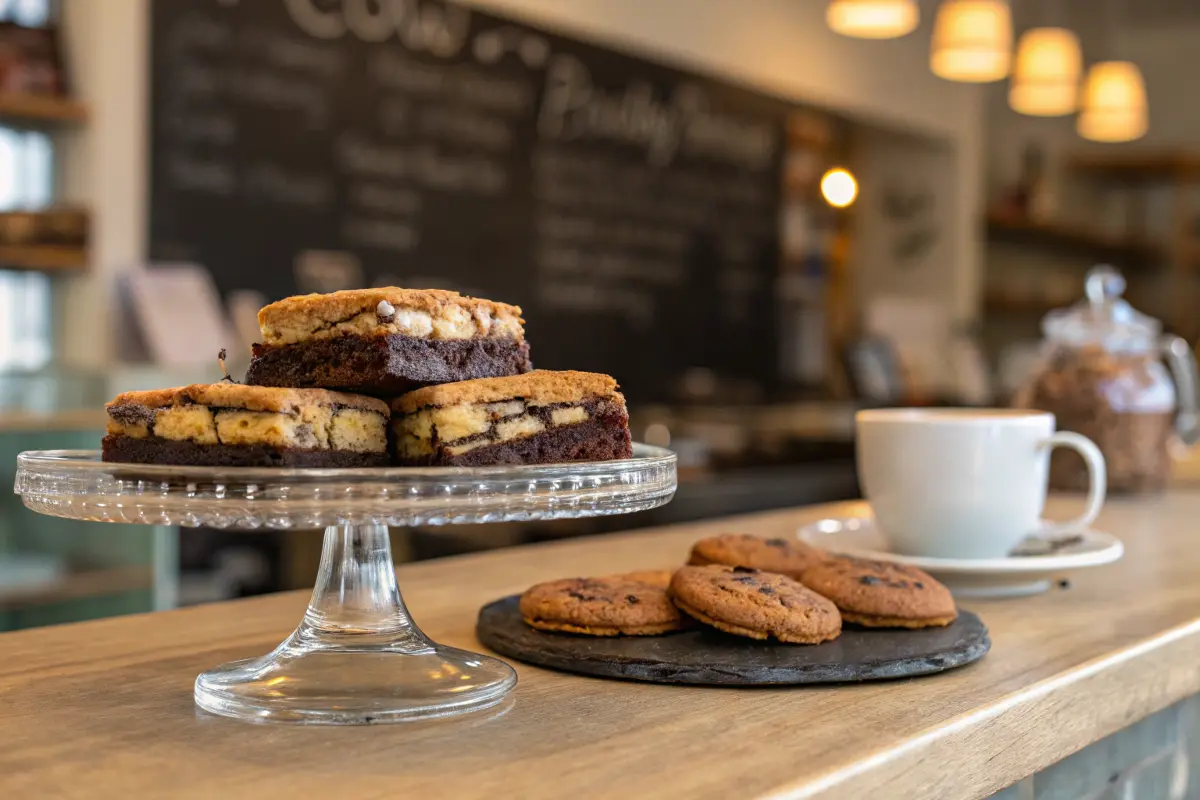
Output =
[{"x1": 821, "y1": 168, "x2": 858, "y2": 208}]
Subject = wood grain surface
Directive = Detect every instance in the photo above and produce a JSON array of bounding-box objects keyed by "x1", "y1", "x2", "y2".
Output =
[{"x1": 4, "y1": 495, "x2": 1200, "y2": 799}]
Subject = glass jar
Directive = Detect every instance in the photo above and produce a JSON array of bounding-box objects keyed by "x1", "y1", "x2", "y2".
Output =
[{"x1": 1014, "y1": 265, "x2": 1200, "y2": 494}]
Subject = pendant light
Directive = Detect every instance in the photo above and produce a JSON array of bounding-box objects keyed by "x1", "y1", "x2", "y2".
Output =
[
  {"x1": 930, "y1": 0, "x2": 1013, "y2": 83},
  {"x1": 1076, "y1": 0, "x2": 1148, "y2": 143},
  {"x1": 826, "y1": 0, "x2": 919, "y2": 39},
  {"x1": 1009, "y1": 27, "x2": 1082, "y2": 116},
  {"x1": 1077, "y1": 61, "x2": 1148, "y2": 142}
]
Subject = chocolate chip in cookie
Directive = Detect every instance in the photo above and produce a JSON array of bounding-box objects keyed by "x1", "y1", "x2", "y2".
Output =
[
  {"x1": 801, "y1": 554, "x2": 956, "y2": 628},
  {"x1": 668, "y1": 565, "x2": 841, "y2": 644}
]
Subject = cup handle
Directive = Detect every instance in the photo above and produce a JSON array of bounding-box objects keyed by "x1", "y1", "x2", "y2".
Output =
[{"x1": 1040, "y1": 432, "x2": 1107, "y2": 534}]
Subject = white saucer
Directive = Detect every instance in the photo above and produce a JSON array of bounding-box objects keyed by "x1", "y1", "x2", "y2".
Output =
[{"x1": 796, "y1": 514, "x2": 1124, "y2": 598}]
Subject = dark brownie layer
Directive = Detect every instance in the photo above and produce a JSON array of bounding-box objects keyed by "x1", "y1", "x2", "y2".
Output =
[
  {"x1": 102, "y1": 435, "x2": 390, "y2": 468},
  {"x1": 245, "y1": 334, "x2": 533, "y2": 395},
  {"x1": 396, "y1": 418, "x2": 632, "y2": 467}
]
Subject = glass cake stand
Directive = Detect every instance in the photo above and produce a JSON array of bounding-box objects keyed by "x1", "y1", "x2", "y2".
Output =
[{"x1": 13, "y1": 445, "x2": 676, "y2": 724}]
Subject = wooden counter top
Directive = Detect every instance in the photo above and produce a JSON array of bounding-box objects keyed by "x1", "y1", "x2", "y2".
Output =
[{"x1": 4, "y1": 495, "x2": 1200, "y2": 799}]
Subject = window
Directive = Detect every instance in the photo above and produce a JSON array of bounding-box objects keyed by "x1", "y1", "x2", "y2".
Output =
[
  {"x1": 0, "y1": 0, "x2": 56, "y2": 372},
  {"x1": 0, "y1": 128, "x2": 53, "y2": 209},
  {"x1": 0, "y1": 271, "x2": 50, "y2": 369},
  {"x1": 0, "y1": 0, "x2": 50, "y2": 28}
]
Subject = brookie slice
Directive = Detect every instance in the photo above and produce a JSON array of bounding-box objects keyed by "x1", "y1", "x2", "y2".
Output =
[
  {"x1": 244, "y1": 288, "x2": 532, "y2": 395},
  {"x1": 102, "y1": 384, "x2": 391, "y2": 468},
  {"x1": 391, "y1": 370, "x2": 632, "y2": 466}
]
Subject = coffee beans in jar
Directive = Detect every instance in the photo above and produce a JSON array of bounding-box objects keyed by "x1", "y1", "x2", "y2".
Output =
[
  {"x1": 1014, "y1": 265, "x2": 1200, "y2": 495},
  {"x1": 1016, "y1": 343, "x2": 1175, "y2": 494}
]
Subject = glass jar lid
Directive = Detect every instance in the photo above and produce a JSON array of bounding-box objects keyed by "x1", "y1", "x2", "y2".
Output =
[{"x1": 1041, "y1": 265, "x2": 1160, "y2": 350}]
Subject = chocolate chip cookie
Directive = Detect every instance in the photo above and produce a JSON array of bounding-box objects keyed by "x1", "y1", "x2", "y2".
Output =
[
  {"x1": 801, "y1": 555, "x2": 957, "y2": 628},
  {"x1": 688, "y1": 533, "x2": 825, "y2": 580},
  {"x1": 520, "y1": 576, "x2": 687, "y2": 636},
  {"x1": 669, "y1": 565, "x2": 841, "y2": 644}
]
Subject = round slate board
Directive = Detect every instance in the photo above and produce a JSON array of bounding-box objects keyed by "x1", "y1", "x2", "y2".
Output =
[{"x1": 476, "y1": 596, "x2": 990, "y2": 685}]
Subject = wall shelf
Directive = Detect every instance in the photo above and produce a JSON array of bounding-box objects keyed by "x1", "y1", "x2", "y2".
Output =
[
  {"x1": 985, "y1": 286, "x2": 1160, "y2": 318},
  {"x1": 983, "y1": 293, "x2": 1061, "y2": 317},
  {"x1": 1068, "y1": 150, "x2": 1200, "y2": 183},
  {"x1": 985, "y1": 212, "x2": 1164, "y2": 267},
  {"x1": 0, "y1": 565, "x2": 153, "y2": 611},
  {"x1": 0, "y1": 244, "x2": 87, "y2": 272},
  {"x1": 1061, "y1": 151, "x2": 1200, "y2": 338},
  {"x1": 0, "y1": 93, "x2": 87, "y2": 126}
]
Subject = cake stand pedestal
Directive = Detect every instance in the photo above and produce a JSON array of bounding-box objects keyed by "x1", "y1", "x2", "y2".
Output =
[{"x1": 13, "y1": 445, "x2": 676, "y2": 724}]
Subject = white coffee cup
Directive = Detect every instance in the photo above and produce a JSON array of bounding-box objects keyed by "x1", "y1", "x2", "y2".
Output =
[{"x1": 856, "y1": 408, "x2": 1107, "y2": 559}]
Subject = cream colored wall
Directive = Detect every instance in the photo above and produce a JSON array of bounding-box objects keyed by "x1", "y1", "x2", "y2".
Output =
[
  {"x1": 853, "y1": 128, "x2": 957, "y2": 304},
  {"x1": 52, "y1": 0, "x2": 984, "y2": 367},
  {"x1": 57, "y1": 0, "x2": 149, "y2": 368}
]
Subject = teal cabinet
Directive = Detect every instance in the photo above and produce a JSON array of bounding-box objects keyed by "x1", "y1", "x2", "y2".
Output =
[{"x1": 0, "y1": 427, "x2": 176, "y2": 631}]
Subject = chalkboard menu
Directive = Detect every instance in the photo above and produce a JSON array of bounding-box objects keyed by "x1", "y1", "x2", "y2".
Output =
[{"x1": 149, "y1": 0, "x2": 788, "y2": 400}]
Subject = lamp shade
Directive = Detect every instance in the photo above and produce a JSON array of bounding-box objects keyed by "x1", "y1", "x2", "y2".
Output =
[
  {"x1": 1077, "y1": 61, "x2": 1148, "y2": 143},
  {"x1": 930, "y1": 0, "x2": 1013, "y2": 83},
  {"x1": 1009, "y1": 27, "x2": 1082, "y2": 116},
  {"x1": 826, "y1": 0, "x2": 919, "y2": 39}
]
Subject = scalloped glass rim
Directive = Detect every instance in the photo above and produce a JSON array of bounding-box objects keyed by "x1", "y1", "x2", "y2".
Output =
[
  {"x1": 16, "y1": 445, "x2": 676, "y2": 481},
  {"x1": 13, "y1": 444, "x2": 677, "y2": 529}
]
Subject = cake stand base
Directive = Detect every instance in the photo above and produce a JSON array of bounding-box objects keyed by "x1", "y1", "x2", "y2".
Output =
[
  {"x1": 16, "y1": 446, "x2": 677, "y2": 724},
  {"x1": 194, "y1": 523, "x2": 516, "y2": 724}
]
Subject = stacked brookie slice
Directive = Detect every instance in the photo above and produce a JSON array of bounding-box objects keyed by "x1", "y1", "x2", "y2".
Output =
[
  {"x1": 101, "y1": 288, "x2": 632, "y2": 469},
  {"x1": 245, "y1": 288, "x2": 532, "y2": 395}
]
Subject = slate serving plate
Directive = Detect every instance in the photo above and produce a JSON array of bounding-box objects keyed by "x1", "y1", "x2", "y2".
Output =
[{"x1": 476, "y1": 595, "x2": 990, "y2": 685}]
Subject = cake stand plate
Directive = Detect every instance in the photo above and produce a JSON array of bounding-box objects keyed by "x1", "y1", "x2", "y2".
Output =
[
  {"x1": 13, "y1": 445, "x2": 676, "y2": 724},
  {"x1": 477, "y1": 597, "x2": 989, "y2": 685}
]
